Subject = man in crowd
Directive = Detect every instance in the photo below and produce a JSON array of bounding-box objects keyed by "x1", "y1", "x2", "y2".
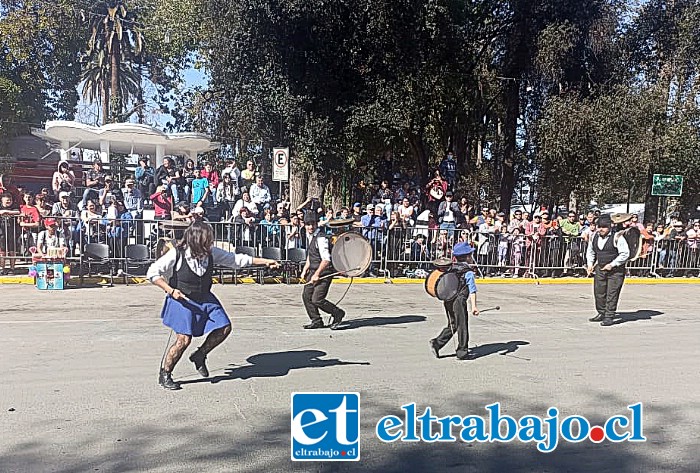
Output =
[
  {"x1": 51, "y1": 191, "x2": 80, "y2": 255},
  {"x1": 82, "y1": 159, "x2": 106, "y2": 209},
  {"x1": 439, "y1": 151, "x2": 457, "y2": 190},
  {"x1": 437, "y1": 190, "x2": 460, "y2": 234},
  {"x1": 560, "y1": 210, "x2": 582, "y2": 275},
  {"x1": 249, "y1": 175, "x2": 272, "y2": 213},
  {"x1": 241, "y1": 160, "x2": 256, "y2": 189},
  {"x1": 0, "y1": 194, "x2": 21, "y2": 274}
]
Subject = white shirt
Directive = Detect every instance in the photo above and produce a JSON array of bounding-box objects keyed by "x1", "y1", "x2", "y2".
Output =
[
  {"x1": 586, "y1": 231, "x2": 630, "y2": 267},
  {"x1": 249, "y1": 183, "x2": 271, "y2": 204},
  {"x1": 231, "y1": 199, "x2": 259, "y2": 218},
  {"x1": 147, "y1": 247, "x2": 254, "y2": 282}
]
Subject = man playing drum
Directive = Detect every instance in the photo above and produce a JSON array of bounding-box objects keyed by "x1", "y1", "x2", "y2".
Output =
[
  {"x1": 300, "y1": 212, "x2": 346, "y2": 330},
  {"x1": 430, "y1": 242, "x2": 480, "y2": 360}
]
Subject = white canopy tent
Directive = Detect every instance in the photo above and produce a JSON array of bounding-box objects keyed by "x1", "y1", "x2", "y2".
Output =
[{"x1": 32, "y1": 121, "x2": 220, "y2": 167}]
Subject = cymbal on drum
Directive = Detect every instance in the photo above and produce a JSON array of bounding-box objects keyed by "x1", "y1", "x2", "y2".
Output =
[
  {"x1": 158, "y1": 220, "x2": 191, "y2": 230},
  {"x1": 326, "y1": 217, "x2": 355, "y2": 227},
  {"x1": 432, "y1": 257, "x2": 453, "y2": 269}
]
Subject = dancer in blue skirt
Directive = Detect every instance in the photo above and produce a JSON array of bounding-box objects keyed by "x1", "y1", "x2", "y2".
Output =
[{"x1": 147, "y1": 221, "x2": 279, "y2": 390}]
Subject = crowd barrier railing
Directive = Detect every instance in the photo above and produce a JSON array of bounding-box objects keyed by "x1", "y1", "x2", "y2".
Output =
[{"x1": 1, "y1": 215, "x2": 700, "y2": 281}]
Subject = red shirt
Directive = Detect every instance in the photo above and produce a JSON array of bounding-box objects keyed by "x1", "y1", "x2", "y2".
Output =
[
  {"x1": 20, "y1": 205, "x2": 40, "y2": 224},
  {"x1": 150, "y1": 192, "x2": 173, "y2": 218},
  {"x1": 202, "y1": 170, "x2": 220, "y2": 188}
]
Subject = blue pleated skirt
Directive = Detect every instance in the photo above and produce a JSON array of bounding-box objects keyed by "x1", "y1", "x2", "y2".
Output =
[{"x1": 160, "y1": 293, "x2": 231, "y2": 337}]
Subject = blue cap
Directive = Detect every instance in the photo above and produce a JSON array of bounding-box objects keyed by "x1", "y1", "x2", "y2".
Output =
[
  {"x1": 453, "y1": 242, "x2": 475, "y2": 256},
  {"x1": 353, "y1": 202, "x2": 361, "y2": 207}
]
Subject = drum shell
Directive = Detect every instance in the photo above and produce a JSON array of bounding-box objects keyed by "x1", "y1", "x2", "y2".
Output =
[{"x1": 424, "y1": 269, "x2": 462, "y2": 301}]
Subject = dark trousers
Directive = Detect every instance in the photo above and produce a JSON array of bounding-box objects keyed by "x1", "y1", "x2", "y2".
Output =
[
  {"x1": 302, "y1": 277, "x2": 341, "y2": 321},
  {"x1": 434, "y1": 292, "x2": 470, "y2": 358},
  {"x1": 594, "y1": 267, "x2": 625, "y2": 319}
]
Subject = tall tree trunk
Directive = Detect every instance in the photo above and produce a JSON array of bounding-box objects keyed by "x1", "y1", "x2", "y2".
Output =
[
  {"x1": 290, "y1": 165, "x2": 307, "y2": 210},
  {"x1": 327, "y1": 173, "x2": 344, "y2": 214},
  {"x1": 101, "y1": 81, "x2": 109, "y2": 126},
  {"x1": 408, "y1": 133, "x2": 429, "y2": 180},
  {"x1": 110, "y1": 35, "x2": 121, "y2": 123},
  {"x1": 499, "y1": 80, "x2": 519, "y2": 215},
  {"x1": 307, "y1": 169, "x2": 325, "y2": 203}
]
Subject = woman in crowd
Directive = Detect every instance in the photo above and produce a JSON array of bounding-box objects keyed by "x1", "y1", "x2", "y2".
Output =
[
  {"x1": 34, "y1": 193, "x2": 51, "y2": 218},
  {"x1": 181, "y1": 159, "x2": 196, "y2": 204},
  {"x1": 80, "y1": 199, "x2": 103, "y2": 244},
  {"x1": 216, "y1": 173, "x2": 239, "y2": 220},
  {"x1": 156, "y1": 157, "x2": 182, "y2": 203},
  {"x1": 51, "y1": 162, "x2": 75, "y2": 199}
]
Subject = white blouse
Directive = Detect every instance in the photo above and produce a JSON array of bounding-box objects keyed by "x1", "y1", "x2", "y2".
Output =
[{"x1": 147, "y1": 247, "x2": 253, "y2": 282}]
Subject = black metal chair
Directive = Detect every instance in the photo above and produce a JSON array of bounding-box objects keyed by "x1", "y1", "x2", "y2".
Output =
[
  {"x1": 81, "y1": 243, "x2": 113, "y2": 286},
  {"x1": 233, "y1": 246, "x2": 258, "y2": 284},
  {"x1": 286, "y1": 247, "x2": 307, "y2": 283},
  {"x1": 123, "y1": 244, "x2": 151, "y2": 285},
  {"x1": 261, "y1": 246, "x2": 284, "y2": 284}
]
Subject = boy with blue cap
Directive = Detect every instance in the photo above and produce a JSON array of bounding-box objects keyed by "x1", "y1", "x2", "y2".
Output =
[{"x1": 430, "y1": 241, "x2": 480, "y2": 360}]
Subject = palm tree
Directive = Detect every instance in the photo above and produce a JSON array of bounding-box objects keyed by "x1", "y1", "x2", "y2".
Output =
[{"x1": 81, "y1": 1, "x2": 144, "y2": 124}]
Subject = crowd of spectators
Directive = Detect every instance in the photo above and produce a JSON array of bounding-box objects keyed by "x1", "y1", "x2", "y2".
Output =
[{"x1": 0, "y1": 152, "x2": 699, "y2": 278}]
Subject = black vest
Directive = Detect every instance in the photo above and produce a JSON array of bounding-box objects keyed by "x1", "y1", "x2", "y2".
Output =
[
  {"x1": 169, "y1": 249, "x2": 213, "y2": 300},
  {"x1": 307, "y1": 230, "x2": 334, "y2": 276},
  {"x1": 592, "y1": 233, "x2": 622, "y2": 267}
]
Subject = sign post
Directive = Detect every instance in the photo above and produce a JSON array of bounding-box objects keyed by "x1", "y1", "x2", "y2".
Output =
[
  {"x1": 651, "y1": 174, "x2": 683, "y2": 197},
  {"x1": 272, "y1": 147, "x2": 289, "y2": 201}
]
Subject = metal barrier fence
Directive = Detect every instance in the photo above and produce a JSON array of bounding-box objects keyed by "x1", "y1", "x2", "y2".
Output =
[{"x1": 1, "y1": 215, "x2": 699, "y2": 280}]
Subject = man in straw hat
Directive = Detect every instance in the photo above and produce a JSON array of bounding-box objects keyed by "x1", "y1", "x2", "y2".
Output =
[
  {"x1": 300, "y1": 211, "x2": 346, "y2": 330},
  {"x1": 429, "y1": 242, "x2": 480, "y2": 360},
  {"x1": 586, "y1": 213, "x2": 631, "y2": 326}
]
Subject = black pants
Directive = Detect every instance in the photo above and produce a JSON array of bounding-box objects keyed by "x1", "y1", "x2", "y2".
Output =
[
  {"x1": 302, "y1": 277, "x2": 342, "y2": 321},
  {"x1": 434, "y1": 292, "x2": 470, "y2": 358},
  {"x1": 594, "y1": 267, "x2": 625, "y2": 319}
]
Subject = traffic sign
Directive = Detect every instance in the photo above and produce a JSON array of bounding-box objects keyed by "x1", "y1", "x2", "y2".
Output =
[
  {"x1": 651, "y1": 174, "x2": 683, "y2": 197},
  {"x1": 272, "y1": 147, "x2": 289, "y2": 182}
]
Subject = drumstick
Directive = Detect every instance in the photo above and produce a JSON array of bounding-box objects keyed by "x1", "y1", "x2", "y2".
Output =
[{"x1": 478, "y1": 306, "x2": 500, "y2": 313}]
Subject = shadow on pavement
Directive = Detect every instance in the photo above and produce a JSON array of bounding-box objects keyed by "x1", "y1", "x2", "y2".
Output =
[
  {"x1": 179, "y1": 350, "x2": 370, "y2": 385},
  {"x1": 335, "y1": 314, "x2": 426, "y2": 330}
]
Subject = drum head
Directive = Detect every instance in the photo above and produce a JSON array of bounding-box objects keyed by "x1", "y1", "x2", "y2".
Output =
[
  {"x1": 435, "y1": 272, "x2": 461, "y2": 301},
  {"x1": 331, "y1": 232, "x2": 372, "y2": 277},
  {"x1": 621, "y1": 226, "x2": 642, "y2": 261}
]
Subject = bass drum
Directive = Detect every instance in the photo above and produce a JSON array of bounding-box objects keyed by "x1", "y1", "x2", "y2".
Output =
[
  {"x1": 331, "y1": 232, "x2": 372, "y2": 277},
  {"x1": 617, "y1": 227, "x2": 643, "y2": 261},
  {"x1": 424, "y1": 269, "x2": 461, "y2": 301}
]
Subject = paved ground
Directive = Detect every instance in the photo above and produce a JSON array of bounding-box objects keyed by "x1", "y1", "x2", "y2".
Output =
[{"x1": 1, "y1": 282, "x2": 699, "y2": 473}]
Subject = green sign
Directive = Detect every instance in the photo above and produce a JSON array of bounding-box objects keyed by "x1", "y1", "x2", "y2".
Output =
[{"x1": 651, "y1": 174, "x2": 683, "y2": 197}]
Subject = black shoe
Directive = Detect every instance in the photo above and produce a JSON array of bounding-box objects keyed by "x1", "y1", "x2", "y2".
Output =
[
  {"x1": 600, "y1": 318, "x2": 615, "y2": 327},
  {"x1": 429, "y1": 339, "x2": 440, "y2": 359},
  {"x1": 589, "y1": 314, "x2": 604, "y2": 322},
  {"x1": 329, "y1": 310, "x2": 346, "y2": 330},
  {"x1": 304, "y1": 319, "x2": 325, "y2": 329},
  {"x1": 456, "y1": 351, "x2": 473, "y2": 360},
  {"x1": 189, "y1": 350, "x2": 209, "y2": 377},
  {"x1": 158, "y1": 369, "x2": 181, "y2": 390}
]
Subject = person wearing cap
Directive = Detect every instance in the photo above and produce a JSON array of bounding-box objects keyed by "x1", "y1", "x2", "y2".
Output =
[
  {"x1": 586, "y1": 214, "x2": 630, "y2": 326},
  {"x1": 122, "y1": 178, "x2": 143, "y2": 216},
  {"x1": 430, "y1": 242, "x2": 479, "y2": 360},
  {"x1": 351, "y1": 202, "x2": 363, "y2": 227},
  {"x1": 300, "y1": 211, "x2": 346, "y2": 330},
  {"x1": 82, "y1": 159, "x2": 105, "y2": 209},
  {"x1": 35, "y1": 218, "x2": 67, "y2": 258},
  {"x1": 147, "y1": 220, "x2": 279, "y2": 390},
  {"x1": 361, "y1": 204, "x2": 386, "y2": 277}
]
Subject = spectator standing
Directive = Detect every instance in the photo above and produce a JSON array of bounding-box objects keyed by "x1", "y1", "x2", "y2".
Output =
[
  {"x1": 361, "y1": 204, "x2": 387, "y2": 277},
  {"x1": 686, "y1": 222, "x2": 700, "y2": 277},
  {"x1": 51, "y1": 191, "x2": 80, "y2": 254},
  {"x1": 439, "y1": 151, "x2": 457, "y2": 190},
  {"x1": 221, "y1": 159, "x2": 241, "y2": 187},
  {"x1": 19, "y1": 193, "x2": 41, "y2": 254},
  {"x1": 122, "y1": 179, "x2": 143, "y2": 216},
  {"x1": 202, "y1": 163, "x2": 220, "y2": 202},
  {"x1": 134, "y1": 157, "x2": 155, "y2": 206},
  {"x1": 285, "y1": 214, "x2": 304, "y2": 250},
  {"x1": 437, "y1": 190, "x2": 460, "y2": 233},
  {"x1": 190, "y1": 166, "x2": 210, "y2": 208},
  {"x1": 52, "y1": 161, "x2": 75, "y2": 199},
  {"x1": 0, "y1": 194, "x2": 21, "y2": 274},
  {"x1": 560, "y1": 210, "x2": 582, "y2": 275},
  {"x1": 181, "y1": 159, "x2": 196, "y2": 204},
  {"x1": 398, "y1": 198, "x2": 415, "y2": 227},
  {"x1": 217, "y1": 173, "x2": 240, "y2": 220}
]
